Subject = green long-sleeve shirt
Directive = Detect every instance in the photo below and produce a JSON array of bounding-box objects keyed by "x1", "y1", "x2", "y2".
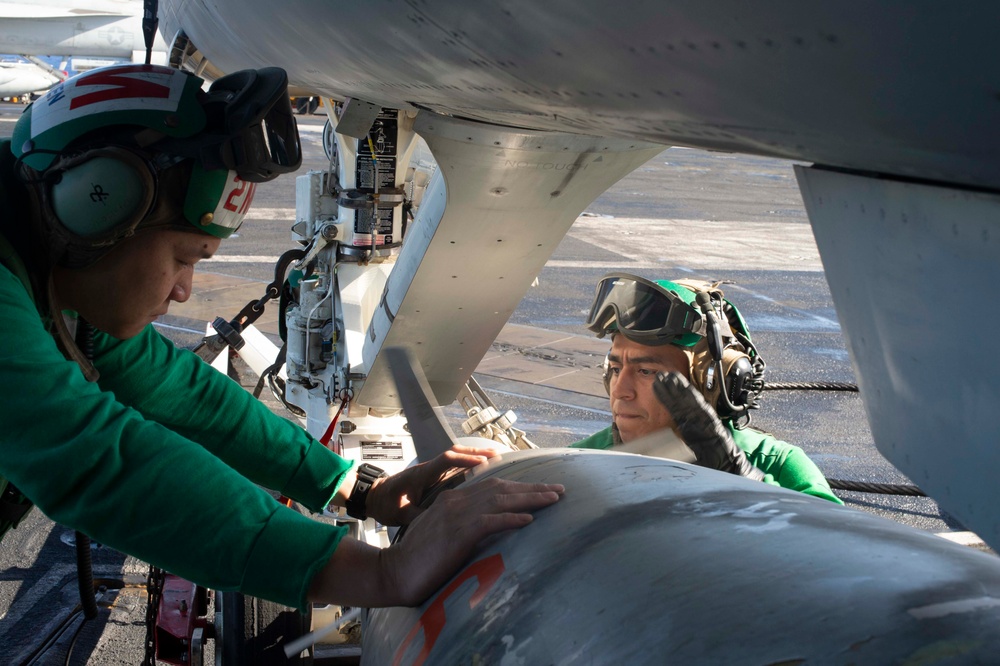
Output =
[
  {"x1": 0, "y1": 232, "x2": 352, "y2": 609},
  {"x1": 572, "y1": 425, "x2": 842, "y2": 504}
]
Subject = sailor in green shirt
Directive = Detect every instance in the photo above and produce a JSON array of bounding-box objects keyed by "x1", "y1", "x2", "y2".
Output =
[
  {"x1": 0, "y1": 63, "x2": 562, "y2": 612},
  {"x1": 573, "y1": 273, "x2": 841, "y2": 504}
]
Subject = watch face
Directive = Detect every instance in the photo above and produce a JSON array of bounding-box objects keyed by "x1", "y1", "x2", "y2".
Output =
[{"x1": 359, "y1": 463, "x2": 386, "y2": 480}]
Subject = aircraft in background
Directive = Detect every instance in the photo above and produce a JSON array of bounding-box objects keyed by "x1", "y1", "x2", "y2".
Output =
[
  {"x1": 0, "y1": 0, "x2": 166, "y2": 63},
  {"x1": 0, "y1": 57, "x2": 63, "y2": 98}
]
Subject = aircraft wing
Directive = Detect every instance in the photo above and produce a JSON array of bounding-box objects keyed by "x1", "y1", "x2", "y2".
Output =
[{"x1": 159, "y1": 1, "x2": 1000, "y2": 191}]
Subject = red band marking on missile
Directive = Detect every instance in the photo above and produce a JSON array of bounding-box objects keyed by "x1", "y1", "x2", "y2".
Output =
[{"x1": 393, "y1": 553, "x2": 505, "y2": 666}]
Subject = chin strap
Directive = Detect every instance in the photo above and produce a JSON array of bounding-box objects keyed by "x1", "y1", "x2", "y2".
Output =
[{"x1": 47, "y1": 275, "x2": 99, "y2": 382}]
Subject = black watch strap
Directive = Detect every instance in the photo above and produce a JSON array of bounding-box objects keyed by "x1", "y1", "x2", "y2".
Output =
[{"x1": 345, "y1": 463, "x2": 386, "y2": 520}]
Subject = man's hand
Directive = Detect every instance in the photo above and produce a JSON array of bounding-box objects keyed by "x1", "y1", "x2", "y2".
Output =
[
  {"x1": 309, "y1": 476, "x2": 564, "y2": 608},
  {"x1": 653, "y1": 372, "x2": 764, "y2": 481},
  {"x1": 364, "y1": 443, "x2": 504, "y2": 526},
  {"x1": 379, "y1": 476, "x2": 563, "y2": 605}
]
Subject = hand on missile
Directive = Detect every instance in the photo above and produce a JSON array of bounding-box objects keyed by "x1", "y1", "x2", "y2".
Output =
[
  {"x1": 365, "y1": 443, "x2": 505, "y2": 526},
  {"x1": 653, "y1": 371, "x2": 764, "y2": 481},
  {"x1": 382, "y1": 475, "x2": 563, "y2": 605},
  {"x1": 309, "y1": 476, "x2": 563, "y2": 607}
]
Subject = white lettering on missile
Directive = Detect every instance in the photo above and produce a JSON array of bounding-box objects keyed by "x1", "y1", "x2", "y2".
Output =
[
  {"x1": 908, "y1": 596, "x2": 1000, "y2": 620},
  {"x1": 500, "y1": 634, "x2": 533, "y2": 666},
  {"x1": 480, "y1": 583, "x2": 519, "y2": 632},
  {"x1": 686, "y1": 500, "x2": 796, "y2": 534}
]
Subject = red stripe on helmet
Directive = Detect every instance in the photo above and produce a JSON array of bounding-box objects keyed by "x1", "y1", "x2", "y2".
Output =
[{"x1": 69, "y1": 65, "x2": 174, "y2": 110}]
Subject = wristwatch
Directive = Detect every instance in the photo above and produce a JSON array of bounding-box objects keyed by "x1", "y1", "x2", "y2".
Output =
[{"x1": 345, "y1": 463, "x2": 387, "y2": 520}]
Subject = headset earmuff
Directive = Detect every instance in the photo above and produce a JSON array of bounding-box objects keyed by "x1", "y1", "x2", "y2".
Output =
[
  {"x1": 693, "y1": 289, "x2": 760, "y2": 424},
  {"x1": 45, "y1": 146, "x2": 157, "y2": 245},
  {"x1": 717, "y1": 346, "x2": 755, "y2": 411}
]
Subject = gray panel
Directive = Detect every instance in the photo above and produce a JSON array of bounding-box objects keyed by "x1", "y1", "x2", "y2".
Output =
[{"x1": 797, "y1": 165, "x2": 1000, "y2": 552}]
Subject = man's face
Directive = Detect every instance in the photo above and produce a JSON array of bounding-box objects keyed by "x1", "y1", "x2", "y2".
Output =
[
  {"x1": 53, "y1": 227, "x2": 220, "y2": 340},
  {"x1": 607, "y1": 335, "x2": 691, "y2": 443}
]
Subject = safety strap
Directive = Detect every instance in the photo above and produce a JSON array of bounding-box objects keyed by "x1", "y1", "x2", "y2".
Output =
[{"x1": 47, "y1": 277, "x2": 99, "y2": 382}]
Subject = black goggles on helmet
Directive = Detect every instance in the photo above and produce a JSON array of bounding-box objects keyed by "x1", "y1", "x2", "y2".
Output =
[
  {"x1": 584, "y1": 273, "x2": 706, "y2": 345},
  {"x1": 162, "y1": 67, "x2": 302, "y2": 183}
]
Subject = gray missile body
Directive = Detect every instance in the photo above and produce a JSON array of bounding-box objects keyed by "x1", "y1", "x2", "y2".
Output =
[{"x1": 364, "y1": 448, "x2": 1000, "y2": 664}]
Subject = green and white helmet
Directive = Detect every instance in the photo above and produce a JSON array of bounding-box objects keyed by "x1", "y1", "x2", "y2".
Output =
[
  {"x1": 13, "y1": 65, "x2": 207, "y2": 172},
  {"x1": 12, "y1": 63, "x2": 300, "y2": 264}
]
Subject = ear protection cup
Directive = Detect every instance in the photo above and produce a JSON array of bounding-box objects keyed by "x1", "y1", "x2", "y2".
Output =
[
  {"x1": 690, "y1": 335, "x2": 760, "y2": 419},
  {"x1": 718, "y1": 346, "x2": 756, "y2": 415},
  {"x1": 46, "y1": 147, "x2": 157, "y2": 244}
]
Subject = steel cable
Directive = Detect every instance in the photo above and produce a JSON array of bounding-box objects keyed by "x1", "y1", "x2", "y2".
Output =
[
  {"x1": 827, "y1": 478, "x2": 926, "y2": 496},
  {"x1": 764, "y1": 381, "x2": 859, "y2": 392}
]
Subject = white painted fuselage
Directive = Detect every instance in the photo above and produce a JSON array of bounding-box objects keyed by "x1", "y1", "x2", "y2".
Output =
[{"x1": 0, "y1": 0, "x2": 166, "y2": 60}]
